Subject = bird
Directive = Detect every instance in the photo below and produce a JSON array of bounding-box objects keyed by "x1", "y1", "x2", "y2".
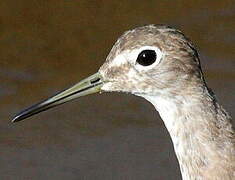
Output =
[{"x1": 13, "y1": 25, "x2": 235, "y2": 180}]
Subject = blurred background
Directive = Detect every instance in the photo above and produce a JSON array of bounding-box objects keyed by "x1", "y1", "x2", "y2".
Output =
[{"x1": 1, "y1": 0, "x2": 234, "y2": 179}]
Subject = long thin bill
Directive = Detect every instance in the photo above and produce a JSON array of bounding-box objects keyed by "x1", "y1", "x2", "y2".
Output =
[{"x1": 12, "y1": 72, "x2": 103, "y2": 122}]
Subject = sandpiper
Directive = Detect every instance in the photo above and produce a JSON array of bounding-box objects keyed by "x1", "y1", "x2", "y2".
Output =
[{"x1": 13, "y1": 25, "x2": 235, "y2": 180}]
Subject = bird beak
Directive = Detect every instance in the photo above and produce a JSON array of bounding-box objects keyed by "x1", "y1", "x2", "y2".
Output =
[{"x1": 12, "y1": 72, "x2": 103, "y2": 122}]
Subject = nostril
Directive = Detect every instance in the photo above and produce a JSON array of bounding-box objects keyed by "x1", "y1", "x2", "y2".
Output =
[{"x1": 90, "y1": 77, "x2": 101, "y2": 84}]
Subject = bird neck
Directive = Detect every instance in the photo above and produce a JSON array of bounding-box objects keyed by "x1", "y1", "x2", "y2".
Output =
[{"x1": 142, "y1": 90, "x2": 235, "y2": 180}]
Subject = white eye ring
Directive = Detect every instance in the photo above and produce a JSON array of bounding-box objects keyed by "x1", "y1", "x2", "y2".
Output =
[
  {"x1": 122, "y1": 46, "x2": 163, "y2": 71},
  {"x1": 134, "y1": 46, "x2": 163, "y2": 71}
]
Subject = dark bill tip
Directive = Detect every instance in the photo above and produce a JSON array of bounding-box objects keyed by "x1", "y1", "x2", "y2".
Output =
[{"x1": 12, "y1": 101, "x2": 53, "y2": 123}]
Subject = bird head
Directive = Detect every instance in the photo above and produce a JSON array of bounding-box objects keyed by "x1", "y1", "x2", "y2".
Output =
[
  {"x1": 13, "y1": 25, "x2": 205, "y2": 122},
  {"x1": 99, "y1": 25, "x2": 204, "y2": 97}
]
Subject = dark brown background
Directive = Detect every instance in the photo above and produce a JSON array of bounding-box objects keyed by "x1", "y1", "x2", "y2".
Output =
[{"x1": 1, "y1": 1, "x2": 234, "y2": 179}]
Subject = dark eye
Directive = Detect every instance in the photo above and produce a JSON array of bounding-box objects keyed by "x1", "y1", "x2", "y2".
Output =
[{"x1": 136, "y1": 50, "x2": 157, "y2": 66}]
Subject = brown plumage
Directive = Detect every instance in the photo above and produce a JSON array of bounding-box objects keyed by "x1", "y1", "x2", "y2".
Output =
[
  {"x1": 100, "y1": 25, "x2": 235, "y2": 179},
  {"x1": 13, "y1": 25, "x2": 235, "y2": 179}
]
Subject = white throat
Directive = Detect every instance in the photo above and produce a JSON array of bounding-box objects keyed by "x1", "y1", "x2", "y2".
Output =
[
  {"x1": 140, "y1": 94, "x2": 235, "y2": 180},
  {"x1": 143, "y1": 95, "x2": 180, "y2": 133},
  {"x1": 141, "y1": 94, "x2": 201, "y2": 180}
]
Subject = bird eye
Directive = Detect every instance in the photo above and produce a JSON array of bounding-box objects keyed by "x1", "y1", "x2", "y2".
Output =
[{"x1": 136, "y1": 50, "x2": 156, "y2": 66}]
